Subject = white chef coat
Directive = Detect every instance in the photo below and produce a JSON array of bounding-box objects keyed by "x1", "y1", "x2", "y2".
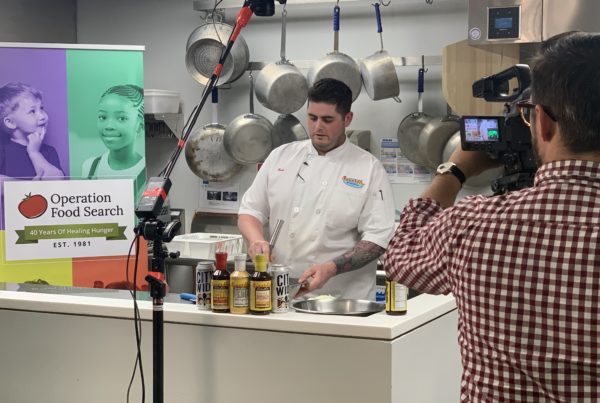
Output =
[{"x1": 239, "y1": 138, "x2": 395, "y2": 300}]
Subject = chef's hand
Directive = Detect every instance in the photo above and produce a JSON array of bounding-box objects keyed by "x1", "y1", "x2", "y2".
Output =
[
  {"x1": 247, "y1": 240, "x2": 273, "y2": 262},
  {"x1": 296, "y1": 261, "x2": 337, "y2": 297}
]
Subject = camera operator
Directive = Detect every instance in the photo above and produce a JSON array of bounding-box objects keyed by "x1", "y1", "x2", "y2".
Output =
[{"x1": 384, "y1": 31, "x2": 600, "y2": 401}]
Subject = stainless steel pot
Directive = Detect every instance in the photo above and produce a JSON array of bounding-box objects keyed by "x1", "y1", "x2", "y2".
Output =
[
  {"x1": 442, "y1": 131, "x2": 504, "y2": 189},
  {"x1": 418, "y1": 114, "x2": 461, "y2": 170},
  {"x1": 254, "y1": 7, "x2": 308, "y2": 114},
  {"x1": 397, "y1": 68, "x2": 432, "y2": 166},
  {"x1": 224, "y1": 72, "x2": 274, "y2": 164},
  {"x1": 307, "y1": 5, "x2": 362, "y2": 102},
  {"x1": 185, "y1": 88, "x2": 244, "y2": 181},
  {"x1": 359, "y1": 3, "x2": 400, "y2": 101},
  {"x1": 185, "y1": 18, "x2": 249, "y2": 86},
  {"x1": 272, "y1": 114, "x2": 308, "y2": 148}
]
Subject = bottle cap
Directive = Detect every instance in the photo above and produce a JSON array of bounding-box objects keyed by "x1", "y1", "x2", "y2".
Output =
[
  {"x1": 234, "y1": 253, "x2": 247, "y2": 263},
  {"x1": 215, "y1": 251, "x2": 228, "y2": 269},
  {"x1": 255, "y1": 253, "x2": 267, "y2": 272}
]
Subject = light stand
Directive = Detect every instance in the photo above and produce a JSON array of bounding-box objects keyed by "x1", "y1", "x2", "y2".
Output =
[{"x1": 132, "y1": 2, "x2": 265, "y2": 402}]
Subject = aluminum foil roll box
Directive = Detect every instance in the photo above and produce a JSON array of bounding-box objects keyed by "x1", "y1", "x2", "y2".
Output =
[{"x1": 169, "y1": 233, "x2": 243, "y2": 260}]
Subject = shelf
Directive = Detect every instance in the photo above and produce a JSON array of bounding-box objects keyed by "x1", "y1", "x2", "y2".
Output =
[{"x1": 247, "y1": 55, "x2": 441, "y2": 70}]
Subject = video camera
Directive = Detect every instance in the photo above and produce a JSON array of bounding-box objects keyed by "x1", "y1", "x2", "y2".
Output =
[{"x1": 459, "y1": 64, "x2": 538, "y2": 194}]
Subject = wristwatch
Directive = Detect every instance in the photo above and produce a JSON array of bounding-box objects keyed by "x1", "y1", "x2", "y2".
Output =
[{"x1": 436, "y1": 162, "x2": 466, "y2": 185}]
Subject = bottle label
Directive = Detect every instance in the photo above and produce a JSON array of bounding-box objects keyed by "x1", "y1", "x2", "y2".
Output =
[
  {"x1": 251, "y1": 280, "x2": 272, "y2": 311},
  {"x1": 211, "y1": 279, "x2": 230, "y2": 310},
  {"x1": 386, "y1": 280, "x2": 407, "y2": 312}
]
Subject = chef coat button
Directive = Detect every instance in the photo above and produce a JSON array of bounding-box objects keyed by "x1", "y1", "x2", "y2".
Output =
[
  {"x1": 290, "y1": 232, "x2": 295, "y2": 239},
  {"x1": 293, "y1": 207, "x2": 300, "y2": 214},
  {"x1": 315, "y1": 209, "x2": 321, "y2": 214},
  {"x1": 322, "y1": 181, "x2": 327, "y2": 186}
]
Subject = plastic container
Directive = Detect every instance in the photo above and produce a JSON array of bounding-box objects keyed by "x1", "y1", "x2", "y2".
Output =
[
  {"x1": 169, "y1": 233, "x2": 243, "y2": 260},
  {"x1": 144, "y1": 89, "x2": 181, "y2": 114}
]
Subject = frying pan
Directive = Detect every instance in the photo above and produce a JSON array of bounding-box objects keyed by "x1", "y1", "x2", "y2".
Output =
[
  {"x1": 185, "y1": 17, "x2": 249, "y2": 86},
  {"x1": 254, "y1": 6, "x2": 308, "y2": 114},
  {"x1": 185, "y1": 88, "x2": 244, "y2": 181},
  {"x1": 271, "y1": 114, "x2": 308, "y2": 148},
  {"x1": 307, "y1": 5, "x2": 362, "y2": 102},
  {"x1": 224, "y1": 72, "x2": 274, "y2": 164},
  {"x1": 418, "y1": 111, "x2": 461, "y2": 170},
  {"x1": 397, "y1": 67, "x2": 432, "y2": 166},
  {"x1": 359, "y1": 3, "x2": 400, "y2": 101}
]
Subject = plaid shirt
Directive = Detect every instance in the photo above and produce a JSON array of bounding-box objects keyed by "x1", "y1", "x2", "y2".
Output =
[{"x1": 384, "y1": 160, "x2": 600, "y2": 402}]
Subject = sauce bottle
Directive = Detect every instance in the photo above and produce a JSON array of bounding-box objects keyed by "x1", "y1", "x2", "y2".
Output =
[
  {"x1": 229, "y1": 253, "x2": 250, "y2": 314},
  {"x1": 250, "y1": 253, "x2": 272, "y2": 315},
  {"x1": 385, "y1": 279, "x2": 408, "y2": 316},
  {"x1": 211, "y1": 251, "x2": 230, "y2": 313}
]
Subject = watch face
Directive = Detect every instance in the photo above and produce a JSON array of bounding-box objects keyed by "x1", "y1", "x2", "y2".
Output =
[{"x1": 437, "y1": 162, "x2": 454, "y2": 174}]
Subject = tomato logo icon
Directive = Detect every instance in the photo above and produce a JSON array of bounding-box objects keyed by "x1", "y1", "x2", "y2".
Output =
[{"x1": 18, "y1": 193, "x2": 48, "y2": 219}]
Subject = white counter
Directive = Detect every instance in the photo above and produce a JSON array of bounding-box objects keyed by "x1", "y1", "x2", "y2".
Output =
[{"x1": 0, "y1": 288, "x2": 461, "y2": 403}]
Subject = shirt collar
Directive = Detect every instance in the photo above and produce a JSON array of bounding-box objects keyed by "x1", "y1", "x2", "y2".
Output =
[
  {"x1": 307, "y1": 136, "x2": 349, "y2": 158},
  {"x1": 534, "y1": 159, "x2": 600, "y2": 186}
]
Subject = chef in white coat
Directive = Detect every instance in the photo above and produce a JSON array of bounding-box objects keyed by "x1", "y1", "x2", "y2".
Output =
[{"x1": 238, "y1": 78, "x2": 395, "y2": 300}]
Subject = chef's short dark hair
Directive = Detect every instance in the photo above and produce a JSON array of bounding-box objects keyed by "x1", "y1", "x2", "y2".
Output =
[{"x1": 308, "y1": 78, "x2": 352, "y2": 116}]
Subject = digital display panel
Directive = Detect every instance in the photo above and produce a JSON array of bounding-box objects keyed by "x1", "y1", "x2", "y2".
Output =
[
  {"x1": 495, "y1": 17, "x2": 513, "y2": 29},
  {"x1": 463, "y1": 117, "x2": 501, "y2": 142}
]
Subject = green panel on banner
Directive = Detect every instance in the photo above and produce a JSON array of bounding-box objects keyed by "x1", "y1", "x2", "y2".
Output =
[{"x1": 66, "y1": 50, "x2": 146, "y2": 200}]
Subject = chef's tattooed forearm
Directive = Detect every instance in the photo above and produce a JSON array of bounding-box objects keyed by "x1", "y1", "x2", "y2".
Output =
[{"x1": 332, "y1": 241, "x2": 385, "y2": 274}]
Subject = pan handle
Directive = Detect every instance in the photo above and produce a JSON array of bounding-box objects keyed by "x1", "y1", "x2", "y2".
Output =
[
  {"x1": 280, "y1": 6, "x2": 288, "y2": 62},
  {"x1": 374, "y1": 3, "x2": 382, "y2": 33},
  {"x1": 373, "y1": 2, "x2": 384, "y2": 51},
  {"x1": 417, "y1": 67, "x2": 425, "y2": 113},
  {"x1": 249, "y1": 71, "x2": 255, "y2": 114},
  {"x1": 211, "y1": 87, "x2": 219, "y2": 124},
  {"x1": 333, "y1": 5, "x2": 340, "y2": 52}
]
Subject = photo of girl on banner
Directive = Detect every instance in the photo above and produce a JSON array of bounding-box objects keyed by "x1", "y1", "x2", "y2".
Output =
[{"x1": 81, "y1": 84, "x2": 146, "y2": 200}]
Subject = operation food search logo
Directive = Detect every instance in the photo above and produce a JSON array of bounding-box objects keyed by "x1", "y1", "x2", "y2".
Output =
[
  {"x1": 18, "y1": 193, "x2": 48, "y2": 219},
  {"x1": 14, "y1": 191, "x2": 128, "y2": 244},
  {"x1": 342, "y1": 176, "x2": 366, "y2": 189}
]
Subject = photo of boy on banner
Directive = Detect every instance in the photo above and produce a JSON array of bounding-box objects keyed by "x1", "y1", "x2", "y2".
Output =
[{"x1": 0, "y1": 82, "x2": 64, "y2": 179}]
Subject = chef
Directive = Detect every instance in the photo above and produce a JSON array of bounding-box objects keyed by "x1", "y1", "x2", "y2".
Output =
[{"x1": 238, "y1": 78, "x2": 395, "y2": 300}]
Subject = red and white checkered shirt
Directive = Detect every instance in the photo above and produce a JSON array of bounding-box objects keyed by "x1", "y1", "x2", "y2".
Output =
[{"x1": 384, "y1": 160, "x2": 600, "y2": 402}]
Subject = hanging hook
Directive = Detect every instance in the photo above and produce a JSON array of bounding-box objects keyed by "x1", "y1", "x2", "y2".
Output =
[
  {"x1": 379, "y1": 0, "x2": 391, "y2": 6},
  {"x1": 421, "y1": 55, "x2": 428, "y2": 73}
]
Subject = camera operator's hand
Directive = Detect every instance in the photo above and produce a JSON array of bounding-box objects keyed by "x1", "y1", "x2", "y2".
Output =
[{"x1": 449, "y1": 145, "x2": 502, "y2": 179}]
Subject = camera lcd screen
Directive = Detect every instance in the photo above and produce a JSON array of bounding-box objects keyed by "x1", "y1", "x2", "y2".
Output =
[{"x1": 463, "y1": 117, "x2": 501, "y2": 142}]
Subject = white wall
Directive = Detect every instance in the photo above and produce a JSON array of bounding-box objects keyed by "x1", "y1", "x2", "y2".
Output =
[
  {"x1": 76, "y1": 0, "x2": 470, "y2": 231},
  {"x1": 0, "y1": 0, "x2": 76, "y2": 43}
]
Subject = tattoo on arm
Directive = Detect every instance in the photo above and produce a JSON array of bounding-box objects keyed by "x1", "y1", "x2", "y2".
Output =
[{"x1": 332, "y1": 241, "x2": 385, "y2": 275}]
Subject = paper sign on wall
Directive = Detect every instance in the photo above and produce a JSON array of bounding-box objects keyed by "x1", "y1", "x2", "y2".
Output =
[{"x1": 3, "y1": 179, "x2": 135, "y2": 261}]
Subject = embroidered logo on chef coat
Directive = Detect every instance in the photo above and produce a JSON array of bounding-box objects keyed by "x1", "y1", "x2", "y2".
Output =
[{"x1": 342, "y1": 176, "x2": 366, "y2": 189}]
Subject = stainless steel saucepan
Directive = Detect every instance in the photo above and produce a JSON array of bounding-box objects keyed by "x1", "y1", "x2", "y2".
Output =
[
  {"x1": 185, "y1": 15, "x2": 249, "y2": 86},
  {"x1": 224, "y1": 72, "x2": 274, "y2": 164},
  {"x1": 254, "y1": 5, "x2": 308, "y2": 114},
  {"x1": 359, "y1": 3, "x2": 400, "y2": 101},
  {"x1": 397, "y1": 67, "x2": 432, "y2": 166},
  {"x1": 271, "y1": 113, "x2": 308, "y2": 148},
  {"x1": 185, "y1": 88, "x2": 244, "y2": 181},
  {"x1": 307, "y1": 4, "x2": 362, "y2": 102}
]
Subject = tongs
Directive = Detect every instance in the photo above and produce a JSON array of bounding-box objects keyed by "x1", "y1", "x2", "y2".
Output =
[{"x1": 268, "y1": 219, "x2": 284, "y2": 251}]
